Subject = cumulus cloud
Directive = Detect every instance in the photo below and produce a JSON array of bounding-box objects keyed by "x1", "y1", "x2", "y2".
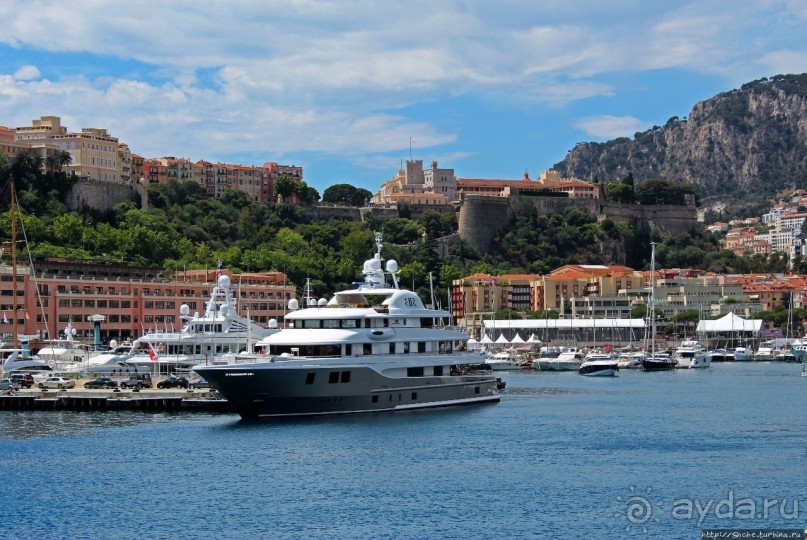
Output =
[
  {"x1": 0, "y1": 0, "x2": 806, "y2": 184},
  {"x1": 13, "y1": 65, "x2": 40, "y2": 80},
  {"x1": 574, "y1": 115, "x2": 648, "y2": 139}
]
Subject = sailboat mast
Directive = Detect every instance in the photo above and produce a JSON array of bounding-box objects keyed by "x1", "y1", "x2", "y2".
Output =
[
  {"x1": 11, "y1": 176, "x2": 19, "y2": 348},
  {"x1": 650, "y1": 242, "x2": 656, "y2": 359}
]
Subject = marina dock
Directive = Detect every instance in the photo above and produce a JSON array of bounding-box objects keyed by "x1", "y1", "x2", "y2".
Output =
[{"x1": 0, "y1": 386, "x2": 234, "y2": 413}]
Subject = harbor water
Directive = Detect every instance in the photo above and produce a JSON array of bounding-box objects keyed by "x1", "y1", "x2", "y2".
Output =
[{"x1": 1, "y1": 362, "x2": 805, "y2": 539}]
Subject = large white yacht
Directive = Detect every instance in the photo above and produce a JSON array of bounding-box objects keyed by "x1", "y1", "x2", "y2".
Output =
[
  {"x1": 673, "y1": 339, "x2": 710, "y2": 369},
  {"x1": 35, "y1": 321, "x2": 91, "y2": 371},
  {"x1": 194, "y1": 233, "x2": 500, "y2": 419},
  {"x1": 83, "y1": 275, "x2": 279, "y2": 374}
]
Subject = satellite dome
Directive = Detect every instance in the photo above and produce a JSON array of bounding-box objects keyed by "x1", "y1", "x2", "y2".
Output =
[
  {"x1": 218, "y1": 274, "x2": 231, "y2": 288},
  {"x1": 109, "y1": 339, "x2": 118, "y2": 349},
  {"x1": 288, "y1": 298, "x2": 299, "y2": 310},
  {"x1": 317, "y1": 298, "x2": 327, "y2": 306},
  {"x1": 386, "y1": 260, "x2": 399, "y2": 273},
  {"x1": 180, "y1": 304, "x2": 190, "y2": 316},
  {"x1": 268, "y1": 319, "x2": 278, "y2": 329}
]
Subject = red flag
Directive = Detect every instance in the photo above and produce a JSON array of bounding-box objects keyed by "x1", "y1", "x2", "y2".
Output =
[
  {"x1": 148, "y1": 349, "x2": 158, "y2": 362},
  {"x1": 2, "y1": 312, "x2": 7, "y2": 324},
  {"x1": 24, "y1": 311, "x2": 29, "y2": 320}
]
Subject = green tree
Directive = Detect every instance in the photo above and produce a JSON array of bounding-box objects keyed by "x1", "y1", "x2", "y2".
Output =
[{"x1": 322, "y1": 184, "x2": 373, "y2": 206}]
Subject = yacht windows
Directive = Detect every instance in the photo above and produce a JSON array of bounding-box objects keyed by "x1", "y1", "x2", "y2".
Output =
[
  {"x1": 328, "y1": 372, "x2": 339, "y2": 384},
  {"x1": 403, "y1": 343, "x2": 410, "y2": 354},
  {"x1": 340, "y1": 371, "x2": 351, "y2": 383},
  {"x1": 322, "y1": 320, "x2": 340, "y2": 329},
  {"x1": 363, "y1": 344, "x2": 371, "y2": 355},
  {"x1": 345, "y1": 344, "x2": 352, "y2": 356},
  {"x1": 407, "y1": 367, "x2": 424, "y2": 377},
  {"x1": 418, "y1": 342, "x2": 426, "y2": 353},
  {"x1": 305, "y1": 373, "x2": 315, "y2": 385},
  {"x1": 388, "y1": 343, "x2": 395, "y2": 354},
  {"x1": 342, "y1": 320, "x2": 358, "y2": 329},
  {"x1": 372, "y1": 395, "x2": 379, "y2": 403},
  {"x1": 421, "y1": 318, "x2": 434, "y2": 328},
  {"x1": 433, "y1": 366, "x2": 443, "y2": 376},
  {"x1": 303, "y1": 320, "x2": 321, "y2": 329},
  {"x1": 411, "y1": 392, "x2": 418, "y2": 400}
]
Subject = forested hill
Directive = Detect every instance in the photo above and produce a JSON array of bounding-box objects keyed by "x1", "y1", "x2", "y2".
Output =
[{"x1": 553, "y1": 74, "x2": 807, "y2": 198}]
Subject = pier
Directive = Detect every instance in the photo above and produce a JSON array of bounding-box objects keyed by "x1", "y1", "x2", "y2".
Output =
[{"x1": 0, "y1": 387, "x2": 235, "y2": 413}]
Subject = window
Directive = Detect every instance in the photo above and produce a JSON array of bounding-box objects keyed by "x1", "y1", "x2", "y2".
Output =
[
  {"x1": 328, "y1": 372, "x2": 339, "y2": 384},
  {"x1": 407, "y1": 367, "x2": 424, "y2": 377},
  {"x1": 97, "y1": 300, "x2": 107, "y2": 308},
  {"x1": 418, "y1": 342, "x2": 426, "y2": 353},
  {"x1": 340, "y1": 371, "x2": 351, "y2": 383},
  {"x1": 434, "y1": 366, "x2": 443, "y2": 376},
  {"x1": 372, "y1": 395, "x2": 379, "y2": 403},
  {"x1": 305, "y1": 373, "x2": 315, "y2": 385},
  {"x1": 411, "y1": 392, "x2": 418, "y2": 400}
]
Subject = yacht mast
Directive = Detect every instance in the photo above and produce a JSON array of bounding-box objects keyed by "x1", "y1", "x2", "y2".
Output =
[{"x1": 11, "y1": 176, "x2": 18, "y2": 349}]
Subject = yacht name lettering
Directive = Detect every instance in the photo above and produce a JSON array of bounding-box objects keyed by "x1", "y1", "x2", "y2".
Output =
[
  {"x1": 404, "y1": 298, "x2": 417, "y2": 307},
  {"x1": 225, "y1": 372, "x2": 254, "y2": 377}
]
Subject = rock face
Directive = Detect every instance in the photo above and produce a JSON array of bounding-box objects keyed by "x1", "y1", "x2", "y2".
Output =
[{"x1": 553, "y1": 74, "x2": 807, "y2": 197}]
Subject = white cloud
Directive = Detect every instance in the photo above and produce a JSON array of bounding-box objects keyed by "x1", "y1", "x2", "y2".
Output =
[
  {"x1": 13, "y1": 65, "x2": 40, "y2": 80},
  {"x1": 574, "y1": 115, "x2": 648, "y2": 139},
  {"x1": 759, "y1": 50, "x2": 807, "y2": 76}
]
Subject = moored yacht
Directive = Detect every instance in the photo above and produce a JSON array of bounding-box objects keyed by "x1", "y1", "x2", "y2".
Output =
[
  {"x1": 542, "y1": 349, "x2": 585, "y2": 371},
  {"x1": 194, "y1": 233, "x2": 500, "y2": 419},
  {"x1": 578, "y1": 358, "x2": 618, "y2": 377},
  {"x1": 673, "y1": 339, "x2": 709, "y2": 369},
  {"x1": 86, "y1": 275, "x2": 281, "y2": 375},
  {"x1": 485, "y1": 348, "x2": 523, "y2": 371}
]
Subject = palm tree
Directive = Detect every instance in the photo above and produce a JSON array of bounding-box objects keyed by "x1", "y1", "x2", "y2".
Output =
[{"x1": 46, "y1": 150, "x2": 72, "y2": 177}]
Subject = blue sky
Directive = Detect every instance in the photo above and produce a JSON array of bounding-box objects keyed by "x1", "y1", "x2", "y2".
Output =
[{"x1": 1, "y1": 0, "x2": 806, "y2": 194}]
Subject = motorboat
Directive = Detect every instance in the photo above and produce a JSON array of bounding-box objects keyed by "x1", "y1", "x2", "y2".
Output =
[
  {"x1": 733, "y1": 346, "x2": 753, "y2": 362},
  {"x1": 578, "y1": 358, "x2": 618, "y2": 377},
  {"x1": 0, "y1": 345, "x2": 53, "y2": 374},
  {"x1": 642, "y1": 352, "x2": 678, "y2": 371},
  {"x1": 616, "y1": 351, "x2": 644, "y2": 369},
  {"x1": 485, "y1": 348, "x2": 523, "y2": 371},
  {"x1": 540, "y1": 349, "x2": 585, "y2": 371},
  {"x1": 673, "y1": 339, "x2": 709, "y2": 369},
  {"x1": 791, "y1": 340, "x2": 807, "y2": 363},
  {"x1": 194, "y1": 233, "x2": 500, "y2": 419},
  {"x1": 755, "y1": 342, "x2": 775, "y2": 361},
  {"x1": 706, "y1": 348, "x2": 731, "y2": 363}
]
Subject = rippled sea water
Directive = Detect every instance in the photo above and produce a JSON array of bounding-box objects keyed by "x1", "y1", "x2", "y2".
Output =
[{"x1": 1, "y1": 362, "x2": 805, "y2": 539}]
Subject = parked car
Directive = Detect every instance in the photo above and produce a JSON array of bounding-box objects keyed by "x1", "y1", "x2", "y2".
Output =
[
  {"x1": 157, "y1": 376, "x2": 189, "y2": 389},
  {"x1": 9, "y1": 373, "x2": 36, "y2": 388},
  {"x1": 38, "y1": 376, "x2": 76, "y2": 390},
  {"x1": 84, "y1": 377, "x2": 119, "y2": 389},
  {"x1": 119, "y1": 373, "x2": 152, "y2": 390},
  {"x1": 188, "y1": 377, "x2": 212, "y2": 390},
  {"x1": 1, "y1": 378, "x2": 22, "y2": 392}
]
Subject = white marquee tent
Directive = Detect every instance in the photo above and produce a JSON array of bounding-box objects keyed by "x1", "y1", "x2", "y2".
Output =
[{"x1": 696, "y1": 312, "x2": 762, "y2": 335}]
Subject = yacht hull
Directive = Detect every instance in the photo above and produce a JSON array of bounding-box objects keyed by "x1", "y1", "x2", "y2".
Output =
[
  {"x1": 642, "y1": 359, "x2": 678, "y2": 371},
  {"x1": 195, "y1": 362, "x2": 500, "y2": 419},
  {"x1": 578, "y1": 361, "x2": 618, "y2": 377}
]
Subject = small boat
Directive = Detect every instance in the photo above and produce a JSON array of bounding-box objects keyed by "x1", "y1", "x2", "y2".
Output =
[
  {"x1": 755, "y1": 343, "x2": 775, "y2": 361},
  {"x1": 485, "y1": 349, "x2": 523, "y2": 371},
  {"x1": 641, "y1": 244, "x2": 676, "y2": 372},
  {"x1": 791, "y1": 340, "x2": 807, "y2": 363},
  {"x1": 578, "y1": 359, "x2": 618, "y2": 377}
]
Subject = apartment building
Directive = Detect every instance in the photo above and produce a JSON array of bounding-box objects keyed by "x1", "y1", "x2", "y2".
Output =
[{"x1": 0, "y1": 259, "x2": 295, "y2": 347}]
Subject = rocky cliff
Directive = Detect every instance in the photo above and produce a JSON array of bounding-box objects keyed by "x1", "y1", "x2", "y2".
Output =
[{"x1": 553, "y1": 74, "x2": 807, "y2": 197}]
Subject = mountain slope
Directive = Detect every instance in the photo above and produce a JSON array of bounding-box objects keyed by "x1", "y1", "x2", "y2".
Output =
[{"x1": 553, "y1": 74, "x2": 807, "y2": 197}]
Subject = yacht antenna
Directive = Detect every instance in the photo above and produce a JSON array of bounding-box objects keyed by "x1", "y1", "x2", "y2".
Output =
[{"x1": 429, "y1": 271, "x2": 436, "y2": 309}]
